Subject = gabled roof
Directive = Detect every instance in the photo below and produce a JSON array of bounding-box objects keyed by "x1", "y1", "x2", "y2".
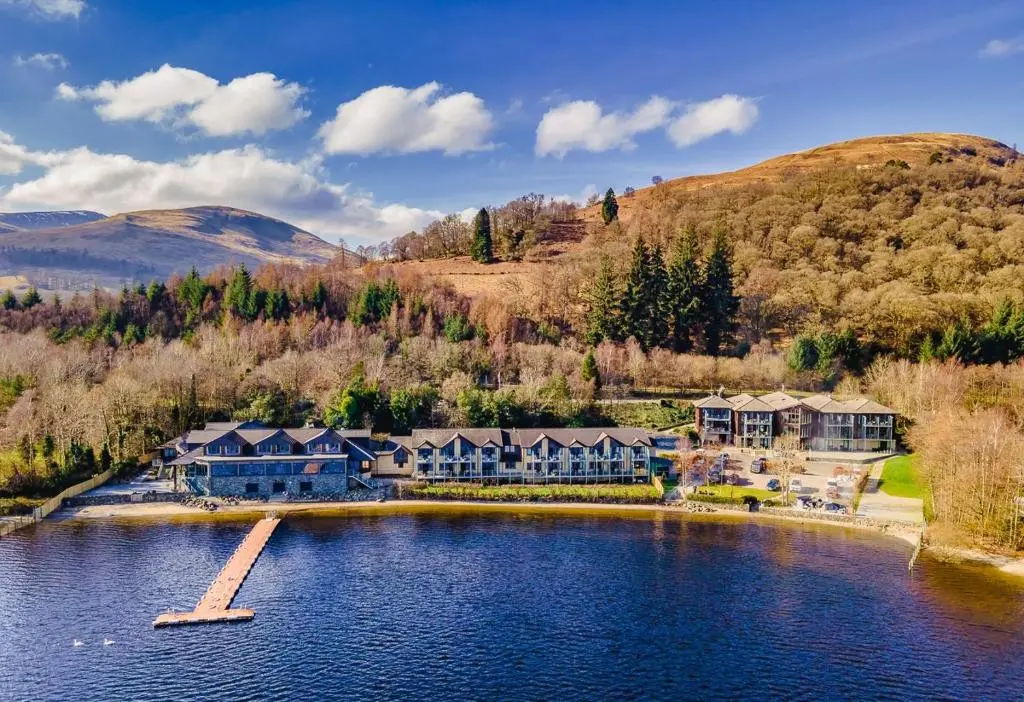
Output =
[
  {"x1": 800, "y1": 395, "x2": 896, "y2": 414},
  {"x1": 234, "y1": 428, "x2": 283, "y2": 444},
  {"x1": 202, "y1": 420, "x2": 264, "y2": 431},
  {"x1": 283, "y1": 427, "x2": 333, "y2": 444},
  {"x1": 693, "y1": 395, "x2": 733, "y2": 409},
  {"x1": 182, "y1": 429, "x2": 232, "y2": 446},
  {"x1": 758, "y1": 391, "x2": 803, "y2": 410},
  {"x1": 409, "y1": 428, "x2": 508, "y2": 449},
  {"x1": 728, "y1": 394, "x2": 774, "y2": 412},
  {"x1": 168, "y1": 447, "x2": 203, "y2": 466},
  {"x1": 515, "y1": 427, "x2": 652, "y2": 448}
]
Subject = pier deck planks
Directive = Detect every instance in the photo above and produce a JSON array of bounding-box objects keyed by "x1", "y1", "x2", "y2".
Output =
[{"x1": 153, "y1": 517, "x2": 280, "y2": 628}]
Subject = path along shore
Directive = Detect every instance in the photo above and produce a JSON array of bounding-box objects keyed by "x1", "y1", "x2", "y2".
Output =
[{"x1": 55, "y1": 498, "x2": 1023, "y2": 578}]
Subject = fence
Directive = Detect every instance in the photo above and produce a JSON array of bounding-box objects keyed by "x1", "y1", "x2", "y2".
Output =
[{"x1": 0, "y1": 468, "x2": 115, "y2": 540}]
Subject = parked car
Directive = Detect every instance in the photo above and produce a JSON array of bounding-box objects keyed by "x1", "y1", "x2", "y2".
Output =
[
  {"x1": 750, "y1": 457, "x2": 766, "y2": 474},
  {"x1": 824, "y1": 502, "x2": 848, "y2": 515},
  {"x1": 726, "y1": 472, "x2": 740, "y2": 486},
  {"x1": 789, "y1": 478, "x2": 803, "y2": 494},
  {"x1": 766, "y1": 478, "x2": 781, "y2": 491},
  {"x1": 795, "y1": 495, "x2": 814, "y2": 510}
]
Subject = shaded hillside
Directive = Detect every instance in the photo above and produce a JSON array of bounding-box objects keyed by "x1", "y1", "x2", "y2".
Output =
[
  {"x1": 0, "y1": 206, "x2": 357, "y2": 291},
  {"x1": 582, "y1": 133, "x2": 1018, "y2": 222},
  {"x1": 0, "y1": 211, "x2": 105, "y2": 231}
]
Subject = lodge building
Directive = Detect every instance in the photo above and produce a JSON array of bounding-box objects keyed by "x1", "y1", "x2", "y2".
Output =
[
  {"x1": 155, "y1": 422, "x2": 659, "y2": 498},
  {"x1": 693, "y1": 391, "x2": 897, "y2": 452}
]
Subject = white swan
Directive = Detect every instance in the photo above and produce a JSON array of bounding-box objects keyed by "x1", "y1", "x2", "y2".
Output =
[
  {"x1": 72, "y1": 640, "x2": 84, "y2": 647},
  {"x1": 103, "y1": 639, "x2": 115, "y2": 646}
]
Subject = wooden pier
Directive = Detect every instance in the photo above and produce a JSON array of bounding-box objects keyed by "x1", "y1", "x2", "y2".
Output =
[{"x1": 154, "y1": 516, "x2": 281, "y2": 628}]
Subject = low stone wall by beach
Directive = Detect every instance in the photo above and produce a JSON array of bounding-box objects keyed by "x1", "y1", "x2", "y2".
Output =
[
  {"x1": 672, "y1": 499, "x2": 923, "y2": 531},
  {"x1": 63, "y1": 492, "x2": 186, "y2": 508}
]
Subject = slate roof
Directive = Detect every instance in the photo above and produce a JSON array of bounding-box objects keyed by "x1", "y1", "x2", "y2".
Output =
[
  {"x1": 800, "y1": 395, "x2": 895, "y2": 414},
  {"x1": 693, "y1": 395, "x2": 734, "y2": 409},
  {"x1": 728, "y1": 394, "x2": 774, "y2": 412},
  {"x1": 514, "y1": 427, "x2": 652, "y2": 448},
  {"x1": 758, "y1": 391, "x2": 803, "y2": 410}
]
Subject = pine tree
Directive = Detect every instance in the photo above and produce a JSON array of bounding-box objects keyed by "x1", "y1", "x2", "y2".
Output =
[
  {"x1": 601, "y1": 188, "x2": 619, "y2": 225},
  {"x1": 645, "y1": 244, "x2": 669, "y2": 349},
  {"x1": 666, "y1": 231, "x2": 704, "y2": 353},
  {"x1": 620, "y1": 237, "x2": 651, "y2": 347},
  {"x1": 470, "y1": 208, "x2": 494, "y2": 263},
  {"x1": 177, "y1": 267, "x2": 209, "y2": 328},
  {"x1": 581, "y1": 348, "x2": 601, "y2": 389},
  {"x1": 701, "y1": 232, "x2": 739, "y2": 356},
  {"x1": 585, "y1": 257, "x2": 622, "y2": 345},
  {"x1": 224, "y1": 264, "x2": 257, "y2": 320},
  {"x1": 20, "y1": 287, "x2": 42, "y2": 309},
  {"x1": 1, "y1": 289, "x2": 17, "y2": 310}
]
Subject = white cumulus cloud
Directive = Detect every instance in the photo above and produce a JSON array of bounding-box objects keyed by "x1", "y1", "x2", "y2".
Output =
[
  {"x1": 666, "y1": 94, "x2": 759, "y2": 148},
  {"x1": 318, "y1": 81, "x2": 495, "y2": 156},
  {"x1": 980, "y1": 37, "x2": 1024, "y2": 58},
  {"x1": 0, "y1": 132, "x2": 441, "y2": 243},
  {"x1": 0, "y1": 0, "x2": 85, "y2": 20},
  {"x1": 57, "y1": 64, "x2": 309, "y2": 137},
  {"x1": 535, "y1": 97, "x2": 675, "y2": 158},
  {"x1": 535, "y1": 94, "x2": 760, "y2": 157},
  {"x1": 13, "y1": 52, "x2": 69, "y2": 70}
]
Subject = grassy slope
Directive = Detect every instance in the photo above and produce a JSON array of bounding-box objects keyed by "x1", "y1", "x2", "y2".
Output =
[{"x1": 879, "y1": 454, "x2": 927, "y2": 499}]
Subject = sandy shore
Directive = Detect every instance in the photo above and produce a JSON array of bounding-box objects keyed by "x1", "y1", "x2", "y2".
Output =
[
  {"x1": 924, "y1": 544, "x2": 1024, "y2": 578},
  {"x1": 58, "y1": 498, "x2": 923, "y2": 545}
]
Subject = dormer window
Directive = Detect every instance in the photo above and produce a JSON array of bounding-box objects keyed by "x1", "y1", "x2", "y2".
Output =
[{"x1": 225, "y1": 444, "x2": 240, "y2": 456}]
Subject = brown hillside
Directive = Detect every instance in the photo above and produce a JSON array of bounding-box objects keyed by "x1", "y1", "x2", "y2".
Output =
[
  {"x1": 582, "y1": 132, "x2": 1017, "y2": 222},
  {"x1": 0, "y1": 206, "x2": 356, "y2": 291},
  {"x1": 387, "y1": 132, "x2": 1020, "y2": 299}
]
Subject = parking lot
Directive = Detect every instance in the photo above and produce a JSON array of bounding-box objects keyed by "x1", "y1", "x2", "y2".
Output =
[{"x1": 683, "y1": 448, "x2": 870, "y2": 509}]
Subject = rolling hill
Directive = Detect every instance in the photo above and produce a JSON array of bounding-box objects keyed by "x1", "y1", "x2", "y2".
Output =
[
  {"x1": 386, "y1": 132, "x2": 1021, "y2": 300},
  {"x1": 580, "y1": 132, "x2": 1017, "y2": 222},
  {"x1": 0, "y1": 206, "x2": 355, "y2": 292}
]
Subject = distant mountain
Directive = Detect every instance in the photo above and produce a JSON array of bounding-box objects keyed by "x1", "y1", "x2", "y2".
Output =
[
  {"x1": 0, "y1": 210, "x2": 106, "y2": 231},
  {"x1": 0, "y1": 206, "x2": 359, "y2": 291}
]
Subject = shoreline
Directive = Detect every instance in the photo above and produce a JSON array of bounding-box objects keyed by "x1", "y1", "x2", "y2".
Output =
[
  {"x1": 52, "y1": 498, "x2": 1024, "y2": 577},
  {"x1": 58, "y1": 497, "x2": 923, "y2": 543}
]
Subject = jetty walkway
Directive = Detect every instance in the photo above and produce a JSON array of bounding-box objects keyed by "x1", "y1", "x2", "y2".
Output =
[{"x1": 154, "y1": 516, "x2": 280, "y2": 627}]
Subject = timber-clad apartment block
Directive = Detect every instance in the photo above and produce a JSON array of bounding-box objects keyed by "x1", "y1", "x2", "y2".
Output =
[{"x1": 693, "y1": 391, "x2": 896, "y2": 452}]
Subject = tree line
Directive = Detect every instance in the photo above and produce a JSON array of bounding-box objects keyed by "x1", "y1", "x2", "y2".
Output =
[{"x1": 585, "y1": 231, "x2": 739, "y2": 356}]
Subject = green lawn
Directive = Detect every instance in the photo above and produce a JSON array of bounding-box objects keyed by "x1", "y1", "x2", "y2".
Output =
[{"x1": 879, "y1": 454, "x2": 927, "y2": 500}]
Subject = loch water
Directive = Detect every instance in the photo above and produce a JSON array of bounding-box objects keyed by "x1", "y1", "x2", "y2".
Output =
[{"x1": 1, "y1": 511, "x2": 1022, "y2": 701}]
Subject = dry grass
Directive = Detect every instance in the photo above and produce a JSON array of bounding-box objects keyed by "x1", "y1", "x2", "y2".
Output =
[{"x1": 579, "y1": 132, "x2": 1015, "y2": 223}]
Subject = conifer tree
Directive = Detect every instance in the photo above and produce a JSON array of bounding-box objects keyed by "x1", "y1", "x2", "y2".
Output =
[
  {"x1": 585, "y1": 257, "x2": 622, "y2": 345},
  {"x1": 701, "y1": 232, "x2": 739, "y2": 356},
  {"x1": 581, "y1": 348, "x2": 601, "y2": 390},
  {"x1": 470, "y1": 208, "x2": 494, "y2": 263},
  {"x1": 620, "y1": 237, "x2": 651, "y2": 347},
  {"x1": 20, "y1": 287, "x2": 42, "y2": 309},
  {"x1": 224, "y1": 264, "x2": 257, "y2": 320},
  {"x1": 666, "y1": 231, "x2": 703, "y2": 352},
  {"x1": 645, "y1": 244, "x2": 669, "y2": 349},
  {"x1": 601, "y1": 188, "x2": 619, "y2": 225},
  {"x1": 1, "y1": 289, "x2": 16, "y2": 310}
]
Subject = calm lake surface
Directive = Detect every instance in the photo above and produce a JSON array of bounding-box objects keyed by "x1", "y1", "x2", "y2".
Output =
[{"x1": 1, "y1": 511, "x2": 1022, "y2": 701}]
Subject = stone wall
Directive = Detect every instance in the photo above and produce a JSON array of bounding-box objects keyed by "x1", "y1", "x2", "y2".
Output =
[{"x1": 210, "y1": 473, "x2": 350, "y2": 498}]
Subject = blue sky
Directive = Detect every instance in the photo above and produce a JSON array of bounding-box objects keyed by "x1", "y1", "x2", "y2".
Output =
[{"x1": 1, "y1": 0, "x2": 1023, "y2": 246}]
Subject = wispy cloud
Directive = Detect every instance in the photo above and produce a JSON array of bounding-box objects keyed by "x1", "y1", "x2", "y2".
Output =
[
  {"x1": 13, "y1": 52, "x2": 69, "y2": 70},
  {"x1": 0, "y1": 0, "x2": 86, "y2": 21},
  {"x1": 980, "y1": 36, "x2": 1024, "y2": 58}
]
